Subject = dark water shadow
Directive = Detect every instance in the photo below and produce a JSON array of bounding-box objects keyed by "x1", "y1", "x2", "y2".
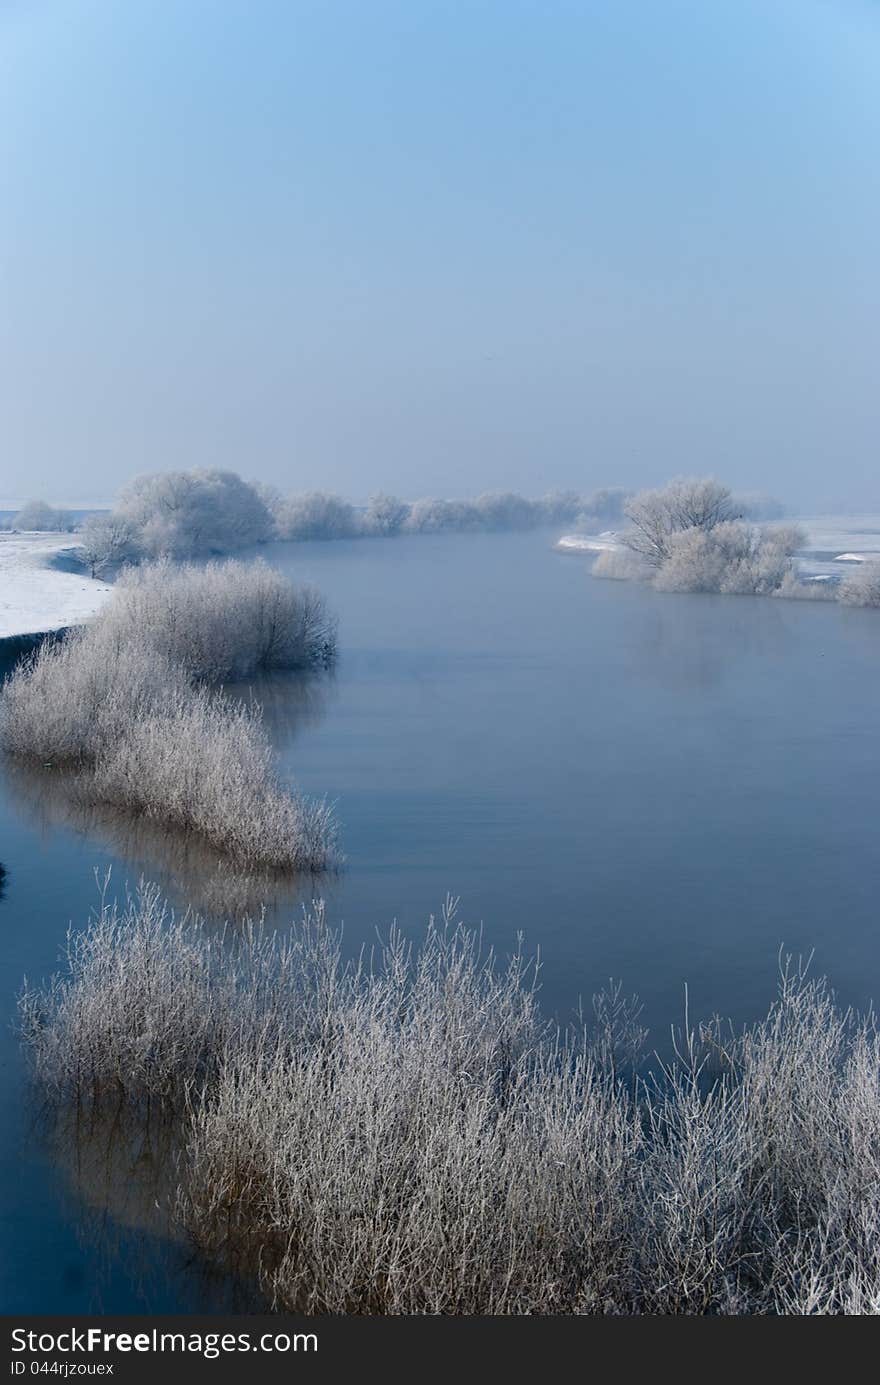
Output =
[{"x1": 29, "y1": 1097, "x2": 265, "y2": 1313}]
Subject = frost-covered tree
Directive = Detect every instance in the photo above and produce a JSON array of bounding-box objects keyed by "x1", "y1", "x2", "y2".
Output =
[
  {"x1": 14, "y1": 500, "x2": 73, "y2": 532},
  {"x1": 273, "y1": 492, "x2": 360, "y2": 541},
  {"x1": 78, "y1": 513, "x2": 138, "y2": 577},
  {"x1": 622, "y1": 478, "x2": 740, "y2": 566},
  {"x1": 115, "y1": 469, "x2": 274, "y2": 558},
  {"x1": 363, "y1": 493, "x2": 410, "y2": 535}
]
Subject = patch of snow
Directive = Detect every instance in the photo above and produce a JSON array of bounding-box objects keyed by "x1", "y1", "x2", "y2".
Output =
[
  {"x1": 833, "y1": 553, "x2": 868, "y2": 563},
  {"x1": 555, "y1": 532, "x2": 621, "y2": 553},
  {"x1": 0, "y1": 532, "x2": 112, "y2": 639}
]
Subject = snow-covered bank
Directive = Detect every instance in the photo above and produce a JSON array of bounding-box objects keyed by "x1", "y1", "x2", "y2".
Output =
[{"x1": 0, "y1": 533, "x2": 111, "y2": 640}]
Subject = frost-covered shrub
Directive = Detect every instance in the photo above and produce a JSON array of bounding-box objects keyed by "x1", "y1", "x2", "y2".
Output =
[
  {"x1": 104, "y1": 560, "x2": 336, "y2": 679},
  {"x1": 838, "y1": 562, "x2": 880, "y2": 607},
  {"x1": 0, "y1": 626, "x2": 190, "y2": 766},
  {"x1": 653, "y1": 522, "x2": 803, "y2": 596},
  {"x1": 14, "y1": 500, "x2": 73, "y2": 532},
  {"x1": 91, "y1": 690, "x2": 335, "y2": 870},
  {"x1": 272, "y1": 492, "x2": 360, "y2": 541},
  {"x1": 22, "y1": 898, "x2": 880, "y2": 1316},
  {"x1": 0, "y1": 562, "x2": 337, "y2": 870}
]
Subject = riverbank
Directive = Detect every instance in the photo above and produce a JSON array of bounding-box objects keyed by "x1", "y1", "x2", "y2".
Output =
[{"x1": 0, "y1": 532, "x2": 111, "y2": 641}]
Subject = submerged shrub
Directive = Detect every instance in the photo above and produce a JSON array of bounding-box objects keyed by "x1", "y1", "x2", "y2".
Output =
[
  {"x1": 22, "y1": 893, "x2": 880, "y2": 1315},
  {"x1": 0, "y1": 561, "x2": 337, "y2": 870}
]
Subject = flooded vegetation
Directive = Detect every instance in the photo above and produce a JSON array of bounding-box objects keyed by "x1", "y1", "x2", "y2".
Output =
[
  {"x1": 0, "y1": 560, "x2": 337, "y2": 872},
  {"x1": 23, "y1": 885, "x2": 880, "y2": 1315},
  {"x1": 3, "y1": 531, "x2": 880, "y2": 1311}
]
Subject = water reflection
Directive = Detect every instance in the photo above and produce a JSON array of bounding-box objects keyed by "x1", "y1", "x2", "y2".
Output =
[
  {"x1": 2, "y1": 669, "x2": 334, "y2": 921},
  {"x1": 227, "y1": 667, "x2": 336, "y2": 748},
  {"x1": 613, "y1": 586, "x2": 800, "y2": 693},
  {"x1": 32, "y1": 1099, "x2": 262, "y2": 1312}
]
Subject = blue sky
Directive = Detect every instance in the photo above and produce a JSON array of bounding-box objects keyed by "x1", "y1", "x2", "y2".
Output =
[{"x1": 1, "y1": 0, "x2": 878, "y2": 507}]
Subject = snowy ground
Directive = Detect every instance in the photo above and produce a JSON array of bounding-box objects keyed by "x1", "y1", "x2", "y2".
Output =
[
  {"x1": 556, "y1": 514, "x2": 880, "y2": 581},
  {"x1": 790, "y1": 515, "x2": 880, "y2": 579},
  {"x1": 0, "y1": 532, "x2": 111, "y2": 639}
]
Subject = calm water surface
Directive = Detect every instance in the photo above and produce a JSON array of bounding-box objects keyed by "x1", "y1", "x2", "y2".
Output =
[{"x1": 1, "y1": 531, "x2": 878, "y2": 1310}]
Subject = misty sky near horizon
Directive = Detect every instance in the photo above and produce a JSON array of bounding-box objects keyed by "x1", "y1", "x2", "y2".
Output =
[{"x1": 1, "y1": 0, "x2": 878, "y2": 510}]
